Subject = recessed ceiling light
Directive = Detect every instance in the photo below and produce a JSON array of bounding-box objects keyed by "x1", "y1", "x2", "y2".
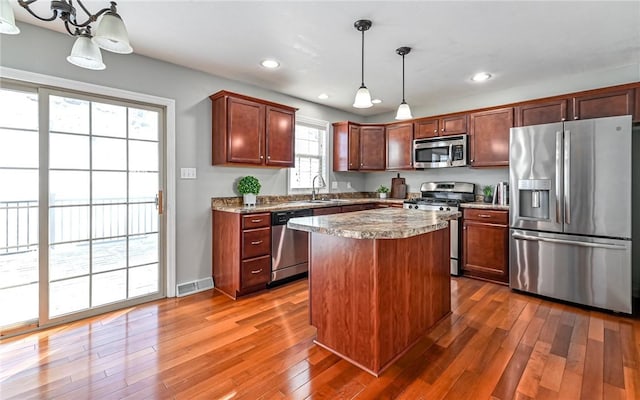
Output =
[
  {"x1": 318, "y1": 93, "x2": 329, "y2": 100},
  {"x1": 260, "y1": 59, "x2": 280, "y2": 69},
  {"x1": 371, "y1": 99, "x2": 382, "y2": 104},
  {"x1": 471, "y1": 72, "x2": 492, "y2": 82}
]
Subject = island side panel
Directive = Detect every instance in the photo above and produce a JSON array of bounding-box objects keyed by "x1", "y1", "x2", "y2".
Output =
[
  {"x1": 376, "y1": 227, "x2": 450, "y2": 371},
  {"x1": 309, "y1": 233, "x2": 377, "y2": 372}
]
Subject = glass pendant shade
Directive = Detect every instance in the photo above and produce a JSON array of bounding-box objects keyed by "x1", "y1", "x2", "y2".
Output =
[
  {"x1": 395, "y1": 101, "x2": 413, "y2": 120},
  {"x1": 92, "y1": 12, "x2": 133, "y2": 54},
  {"x1": 353, "y1": 85, "x2": 373, "y2": 108},
  {"x1": 0, "y1": 0, "x2": 20, "y2": 35},
  {"x1": 67, "y1": 36, "x2": 106, "y2": 70}
]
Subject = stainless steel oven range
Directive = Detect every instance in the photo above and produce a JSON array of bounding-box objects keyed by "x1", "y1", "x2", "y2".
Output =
[{"x1": 403, "y1": 182, "x2": 475, "y2": 275}]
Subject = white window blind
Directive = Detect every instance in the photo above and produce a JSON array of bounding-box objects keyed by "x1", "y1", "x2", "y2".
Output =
[{"x1": 289, "y1": 116, "x2": 328, "y2": 192}]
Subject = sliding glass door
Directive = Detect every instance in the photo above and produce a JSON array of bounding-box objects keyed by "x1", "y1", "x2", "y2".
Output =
[{"x1": 0, "y1": 83, "x2": 165, "y2": 335}]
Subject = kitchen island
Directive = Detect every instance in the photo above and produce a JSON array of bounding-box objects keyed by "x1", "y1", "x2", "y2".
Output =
[{"x1": 288, "y1": 208, "x2": 458, "y2": 376}]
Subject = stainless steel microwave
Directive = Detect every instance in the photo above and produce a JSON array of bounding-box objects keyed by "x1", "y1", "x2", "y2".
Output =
[{"x1": 413, "y1": 135, "x2": 468, "y2": 168}]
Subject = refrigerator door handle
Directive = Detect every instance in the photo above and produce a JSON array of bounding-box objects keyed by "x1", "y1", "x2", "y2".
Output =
[
  {"x1": 555, "y1": 131, "x2": 563, "y2": 224},
  {"x1": 563, "y1": 130, "x2": 571, "y2": 225},
  {"x1": 511, "y1": 233, "x2": 627, "y2": 250}
]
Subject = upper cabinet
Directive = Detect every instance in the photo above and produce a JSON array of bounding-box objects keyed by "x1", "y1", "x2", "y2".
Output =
[
  {"x1": 413, "y1": 113, "x2": 467, "y2": 139},
  {"x1": 333, "y1": 122, "x2": 385, "y2": 171},
  {"x1": 570, "y1": 88, "x2": 635, "y2": 121},
  {"x1": 515, "y1": 99, "x2": 568, "y2": 126},
  {"x1": 210, "y1": 91, "x2": 296, "y2": 167},
  {"x1": 386, "y1": 122, "x2": 414, "y2": 170},
  {"x1": 469, "y1": 107, "x2": 513, "y2": 167}
]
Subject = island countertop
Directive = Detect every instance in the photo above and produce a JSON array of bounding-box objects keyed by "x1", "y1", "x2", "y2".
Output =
[{"x1": 287, "y1": 208, "x2": 459, "y2": 239}]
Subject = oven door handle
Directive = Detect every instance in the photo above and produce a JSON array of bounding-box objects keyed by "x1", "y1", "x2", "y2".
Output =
[{"x1": 448, "y1": 144, "x2": 453, "y2": 166}]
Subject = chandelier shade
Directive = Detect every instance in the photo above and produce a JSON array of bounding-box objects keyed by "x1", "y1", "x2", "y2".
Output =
[
  {"x1": 0, "y1": 0, "x2": 19, "y2": 34},
  {"x1": 395, "y1": 46, "x2": 413, "y2": 120},
  {"x1": 67, "y1": 34, "x2": 106, "y2": 70},
  {"x1": 93, "y1": 11, "x2": 133, "y2": 54}
]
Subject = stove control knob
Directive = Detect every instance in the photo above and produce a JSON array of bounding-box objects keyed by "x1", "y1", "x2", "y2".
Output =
[
  {"x1": 413, "y1": 205, "x2": 418, "y2": 210},
  {"x1": 446, "y1": 207, "x2": 451, "y2": 211},
  {"x1": 439, "y1": 206, "x2": 444, "y2": 211}
]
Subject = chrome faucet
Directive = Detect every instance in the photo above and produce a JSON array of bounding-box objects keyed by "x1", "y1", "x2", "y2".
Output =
[{"x1": 311, "y1": 174, "x2": 326, "y2": 201}]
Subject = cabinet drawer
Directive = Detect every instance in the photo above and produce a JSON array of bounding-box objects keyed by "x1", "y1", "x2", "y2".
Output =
[
  {"x1": 341, "y1": 204, "x2": 375, "y2": 213},
  {"x1": 463, "y1": 209, "x2": 508, "y2": 224},
  {"x1": 313, "y1": 206, "x2": 342, "y2": 216},
  {"x1": 242, "y1": 228, "x2": 271, "y2": 259},
  {"x1": 242, "y1": 213, "x2": 271, "y2": 229},
  {"x1": 241, "y1": 256, "x2": 270, "y2": 289}
]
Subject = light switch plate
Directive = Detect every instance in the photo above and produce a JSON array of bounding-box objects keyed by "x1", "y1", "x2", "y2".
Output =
[
  {"x1": 332, "y1": 181, "x2": 338, "y2": 189},
  {"x1": 180, "y1": 167, "x2": 197, "y2": 179},
  {"x1": 347, "y1": 182, "x2": 352, "y2": 189}
]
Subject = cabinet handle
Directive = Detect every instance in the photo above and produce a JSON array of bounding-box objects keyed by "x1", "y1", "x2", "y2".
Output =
[
  {"x1": 573, "y1": 116, "x2": 579, "y2": 120},
  {"x1": 478, "y1": 214, "x2": 492, "y2": 218},
  {"x1": 433, "y1": 129, "x2": 437, "y2": 133},
  {"x1": 251, "y1": 219, "x2": 262, "y2": 223},
  {"x1": 267, "y1": 156, "x2": 271, "y2": 159},
  {"x1": 260, "y1": 155, "x2": 264, "y2": 159},
  {"x1": 250, "y1": 268, "x2": 263, "y2": 274},
  {"x1": 561, "y1": 117, "x2": 566, "y2": 121},
  {"x1": 441, "y1": 128, "x2": 445, "y2": 132},
  {"x1": 250, "y1": 240, "x2": 263, "y2": 245}
]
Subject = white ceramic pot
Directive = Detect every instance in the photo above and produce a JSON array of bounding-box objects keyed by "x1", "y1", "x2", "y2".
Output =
[
  {"x1": 243, "y1": 193, "x2": 257, "y2": 207},
  {"x1": 379, "y1": 193, "x2": 388, "y2": 199}
]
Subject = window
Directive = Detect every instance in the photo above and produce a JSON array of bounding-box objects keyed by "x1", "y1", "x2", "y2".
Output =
[{"x1": 289, "y1": 116, "x2": 329, "y2": 193}]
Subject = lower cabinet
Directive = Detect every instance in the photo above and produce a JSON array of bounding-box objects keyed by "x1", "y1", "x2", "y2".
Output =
[
  {"x1": 462, "y1": 208, "x2": 509, "y2": 284},
  {"x1": 212, "y1": 210, "x2": 271, "y2": 299},
  {"x1": 312, "y1": 204, "x2": 377, "y2": 215},
  {"x1": 312, "y1": 206, "x2": 342, "y2": 216}
]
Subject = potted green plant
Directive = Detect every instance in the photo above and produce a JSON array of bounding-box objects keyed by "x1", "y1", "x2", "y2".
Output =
[
  {"x1": 377, "y1": 185, "x2": 390, "y2": 199},
  {"x1": 237, "y1": 176, "x2": 261, "y2": 207},
  {"x1": 482, "y1": 185, "x2": 494, "y2": 203}
]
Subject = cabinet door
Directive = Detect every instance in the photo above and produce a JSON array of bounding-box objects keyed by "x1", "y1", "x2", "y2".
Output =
[
  {"x1": 635, "y1": 89, "x2": 640, "y2": 122},
  {"x1": 440, "y1": 114, "x2": 467, "y2": 136},
  {"x1": 359, "y1": 126, "x2": 385, "y2": 170},
  {"x1": 241, "y1": 256, "x2": 271, "y2": 289},
  {"x1": 332, "y1": 122, "x2": 349, "y2": 172},
  {"x1": 348, "y1": 125, "x2": 361, "y2": 170},
  {"x1": 469, "y1": 107, "x2": 513, "y2": 167},
  {"x1": 386, "y1": 123, "x2": 414, "y2": 170},
  {"x1": 265, "y1": 106, "x2": 295, "y2": 167},
  {"x1": 414, "y1": 118, "x2": 438, "y2": 139},
  {"x1": 462, "y1": 219, "x2": 508, "y2": 283},
  {"x1": 241, "y1": 228, "x2": 271, "y2": 259},
  {"x1": 571, "y1": 89, "x2": 634, "y2": 120},
  {"x1": 341, "y1": 204, "x2": 376, "y2": 213},
  {"x1": 515, "y1": 99, "x2": 568, "y2": 126},
  {"x1": 313, "y1": 206, "x2": 342, "y2": 216},
  {"x1": 227, "y1": 97, "x2": 265, "y2": 164}
]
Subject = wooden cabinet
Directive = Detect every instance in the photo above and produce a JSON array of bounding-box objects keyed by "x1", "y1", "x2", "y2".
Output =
[
  {"x1": 341, "y1": 203, "x2": 376, "y2": 213},
  {"x1": 469, "y1": 107, "x2": 513, "y2": 167},
  {"x1": 570, "y1": 89, "x2": 635, "y2": 121},
  {"x1": 313, "y1": 206, "x2": 342, "y2": 216},
  {"x1": 333, "y1": 122, "x2": 385, "y2": 171},
  {"x1": 385, "y1": 122, "x2": 414, "y2": 170},
  {"x1": 210, "y1": 90, "x2": 296, "y2": 167},
  {"x1": 462, "y1": 208, "x2": 509, "y2": 284},
  {"x1": 212, "y1": 211, "x2": 271, "y2": 299},
  {"x1": 413, "y1": 113, "x2": 467, "y2": 139},
  {"x1": 515, "y1": 99, "x2": 568, "y2": 126},
  {"x1": 636, "y1": 89, "x2": 640, "y2": 122}
]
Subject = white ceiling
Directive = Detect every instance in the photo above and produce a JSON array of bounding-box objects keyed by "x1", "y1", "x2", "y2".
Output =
[{"x1": 11, "y1": 1, "x2": 640, "y2": 117}]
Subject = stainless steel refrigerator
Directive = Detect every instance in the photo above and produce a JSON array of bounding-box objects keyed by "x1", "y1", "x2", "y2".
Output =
[{"x1": 509, "y1": 115, "x2": 632, "y2": 313}]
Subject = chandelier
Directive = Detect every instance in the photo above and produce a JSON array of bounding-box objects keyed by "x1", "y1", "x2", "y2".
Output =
[{"x1": 0, "y1": 0, "x2": 133, "y2": 70}]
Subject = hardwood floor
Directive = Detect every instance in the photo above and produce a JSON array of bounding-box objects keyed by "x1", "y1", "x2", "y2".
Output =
[{"x1": 1, "y1": 277, "x2": 639, "y2": 399}]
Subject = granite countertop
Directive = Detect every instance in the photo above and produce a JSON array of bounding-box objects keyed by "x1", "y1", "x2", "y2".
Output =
[
  {"x1": 211, "y1": 197, "x2": 407, "y2": 213},
  {"x1": 287, "y1": 208, "x2": 460, "y2": 240},
  {"x1": 461, "y1": 202, "x2": 510, "y2": 211}
]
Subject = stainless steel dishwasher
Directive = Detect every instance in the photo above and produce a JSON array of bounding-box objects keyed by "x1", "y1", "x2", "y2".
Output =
[{"x1": 270, "y1": 209, "x2": 312, "y2": 283}]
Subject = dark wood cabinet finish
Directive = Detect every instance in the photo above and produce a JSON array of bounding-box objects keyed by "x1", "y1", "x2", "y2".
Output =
[
  {"x1": 359, "y1": 126, "x2": 385, "y2": 170},
  {"x1": 265, "y1": 106, "x2": 295, "y2": 167},
  {"x1": 213, "y1": 210, "x2": 271, "y2": 299},
  {"x1": 636, "y1": 89, "x2": 640, "y2": 122},
  {"x1": 571, "y1": 89, "x2": 635, "y2": 121},
  {"x1": 462, "y1": 209, "x2": 509, "y2": 284},
  {"x1": 332, "y1": 122, "x2": 385, "y2": 171},
  {"x1": 440, "y1": 114, "x2": 468, "y2": 136},
  {"x1": 210, "y1": 90, "x2": 296, "y2": 167},
  {"x1": 312, "y1": 206, "x2": 342, "y2": 216},
  {"x1": 413, "y1": 118, "x2": 438, "y2": 139},
  {"x1": 341, "y1": 203, "x2": 376, "y2": 213},
  {"x1": 469, "y1": 107, "x2": 513, "y2": 167},
  {"x1": 348, "y1": 124, "x2": 361, "y2": 170},
  {"x1": 386, "y1": 122, "x2": 414, "y2": 170},
  {"x1": 515, "y1": 99, "x2": 568, "y2": 126}
]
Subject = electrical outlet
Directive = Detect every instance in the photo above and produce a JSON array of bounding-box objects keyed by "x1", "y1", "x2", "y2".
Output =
[
  {"x1": 347, "y1": 182, "x2": 352, "y2": 189},
  {"x1": 180, "y1": 167, "x2": 197, "y2": 179},
  {"x1": 332, "y1": 181, "x2": 338, "y2": 189}
]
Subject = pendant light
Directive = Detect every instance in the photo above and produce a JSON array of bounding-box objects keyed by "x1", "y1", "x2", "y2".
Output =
[
  {"x1": 395, "y1": 47, "x2": 413, "y2": 120},
  {"x1": 352, "y1": 19, "x2": 373, "y2": 109}
]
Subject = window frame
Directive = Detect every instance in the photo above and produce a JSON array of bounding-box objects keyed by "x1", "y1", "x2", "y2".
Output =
[{"x1": 287, "y1": 115, "x2": 330, "y2": 195}]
